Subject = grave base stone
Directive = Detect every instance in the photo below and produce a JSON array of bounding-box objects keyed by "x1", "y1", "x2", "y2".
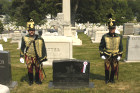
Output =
[{"x1": 48, "y1": 59, "x2": 94, "y2": 88}]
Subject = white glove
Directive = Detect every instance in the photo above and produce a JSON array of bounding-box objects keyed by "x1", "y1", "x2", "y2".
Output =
[
  {"x1": 20, "y1": 58, "x2": 24, "y2": 63},
  {"x1": 101, "y1": 55, "x2": 106, "y2": 60},
  {"x1": 117, "y1": 56, "x2": 121, "y2": 61}
]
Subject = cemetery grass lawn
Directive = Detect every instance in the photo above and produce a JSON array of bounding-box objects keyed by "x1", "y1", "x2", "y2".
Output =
[{"x1": 0, "y1": 33, "x2": 140, "y2": 93}]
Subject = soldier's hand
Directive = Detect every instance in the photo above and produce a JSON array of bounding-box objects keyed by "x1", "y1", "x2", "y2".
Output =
[
  {"x1": 101, "y1": 55, "x2": 106, "y2": 60},
  {"x1": 20, "y1": 58, "x2": 24, "y2": 63},
  {"x1": 117, "y1": 56, "x2": 121, "y2": 61}
]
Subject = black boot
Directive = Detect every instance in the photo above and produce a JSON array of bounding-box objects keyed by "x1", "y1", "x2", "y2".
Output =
[
  {"x1": 28, "y1": 72, "x2": 33, "y2": 86},
  {"x1": 35, "y1": 72, "x2": 42, "y2": 84},
  {"x1": 110, "y1": 71, "x2": 115, "y2": 83},
  {"x1": 105, "y1": 70, "x2": 109, "y2": 84}
]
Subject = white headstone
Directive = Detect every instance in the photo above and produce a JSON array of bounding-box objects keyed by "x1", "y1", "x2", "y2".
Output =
[
  {"x1": 125, "y1": 36, "x2": 140, "y2": 62},
  {"x1": 123, "y1": 23, "x2": 134, "y2": 35},
  {"x1": 42, "y1": 36, "x2": 73, "y2": 65},
  {"x1": 91, "y1": 31, "x2": 109, "y2": 43},
  {"x1": 115, "y1": 29, "x2": 120, "y2": 34},
  {"x1": 3, "y1": 37, "x2": 7, "y2": 42},
  {"x1": 0, "y1": 84, "x2": 10, "y2": 93},
  {"x1": 0, "y1": 44, "x2": 3, "y2": 51}
]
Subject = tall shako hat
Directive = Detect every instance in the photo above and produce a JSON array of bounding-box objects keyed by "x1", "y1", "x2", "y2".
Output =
[
  {"x1": 27, "y1": 19, "x2": 35, "y2": 31},
  {"x1": 107, "y1": 13, "x2": 116, "y2": 29}
]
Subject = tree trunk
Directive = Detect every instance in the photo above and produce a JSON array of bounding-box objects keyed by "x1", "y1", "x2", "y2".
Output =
[{"x1": 71, "y1": 0, "x2": 80, "y2": 27}]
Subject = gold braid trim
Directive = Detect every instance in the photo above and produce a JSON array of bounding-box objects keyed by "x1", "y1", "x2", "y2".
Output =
[
  {"x1": 40, "y1": 56, "x2": 47, "y2": 62},
  {"x1": 106, "y1": 49, "x2": 119, "y2": 53},
  {"x1": 35, "y1": 40, "x2": 43, "y2": 57},
  {"x1": 104, "y1": 51, "x2": 121, "y2": 57},
  {"x1": 100, "y1": 51, "x2": 104, "y2": 54},
  {"x1": 104, "y1": 52, "x2": 112, "y2": 56},
  {"x1": 118, "y1": 52, "x2": 123, "y2": 55},
  {"x1": 20, "y1": 50, "x2": 24, "y2": 56},
  {"x1": 24, "y1": 36, "x2": 36, "y2": 57}
]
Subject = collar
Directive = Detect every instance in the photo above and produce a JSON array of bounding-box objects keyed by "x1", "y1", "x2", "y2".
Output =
[{"x1": 108, "y1": 33, "x2": 116, "y2": 37}]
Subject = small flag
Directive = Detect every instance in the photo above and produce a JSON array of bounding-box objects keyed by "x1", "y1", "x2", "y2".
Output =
[{"x1": 82, "y1": 61, "x2": 88, "y2": 73}]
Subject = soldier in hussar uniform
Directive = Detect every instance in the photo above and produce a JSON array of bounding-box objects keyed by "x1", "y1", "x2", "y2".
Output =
[
  {"x1": 20, "y1": 19, "x2": 47, "y2": 85},
  {"x1": 99, "y1": 17, "x2": 123, "y2": 84}
]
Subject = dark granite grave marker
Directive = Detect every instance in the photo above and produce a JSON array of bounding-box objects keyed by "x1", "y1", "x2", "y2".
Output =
[
  {"x1": 49, "y1": 59, "x2": 93, "y2": 88},
  {"x1": 0, "y1": 51, "x2": 11, "y2": 85},
  {"x1": 0, "y1": 51, "x2": 17, "y2": 88}
]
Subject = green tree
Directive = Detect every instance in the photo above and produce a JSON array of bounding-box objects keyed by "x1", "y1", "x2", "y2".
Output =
[
  {"x1": 71, "y1": 0, "x2": 80, "y2": 26},
  {"x1": 8, "y1": 0, "x2": 134, "y2": 26},
  {"x1": 9, "y1": 0, "x2": 62, "y2": 26},
  {"x1": 3, "y1": 14, "x2": 11, "y2": 24},
  {"x1": 46, "y1": 0, "x2": 62, "y2": 18},
  {"x1": 76, "y1": 0, "x2": 133, "y2": 25},
  {"x1": 0, "y1": 21, "x2": 4, "y2": 34},
  {"x1": 113, "y1": 0, "x2": 134, "y2": 25},
  {"x1": 128, "y1": 0, "x2": 140, "y2": 22},
  {"x1": 0, "y1": 0, "x2": 11, "y2": 15}
]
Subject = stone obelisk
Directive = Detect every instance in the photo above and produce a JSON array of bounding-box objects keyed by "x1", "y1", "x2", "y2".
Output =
[{"x1": 63, "y1": 0, "x2": 72, "y2": 36}]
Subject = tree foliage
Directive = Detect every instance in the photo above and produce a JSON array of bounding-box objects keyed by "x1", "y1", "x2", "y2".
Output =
[
  {"x1": 0, "y1": 0, "x2": 11, "y2": 15},
  {"x1": 128, "y1": 0, "x2": 140, "y2": 22},
  {"x1": 1, "y1": 0, "x2": 139, "y2": 26},
  {"x1": 76, "y1": 0, "x2": 134, "y2": 25},
  {"x1": 9, "y1": 0, "x2": 61, "y2": 26}
]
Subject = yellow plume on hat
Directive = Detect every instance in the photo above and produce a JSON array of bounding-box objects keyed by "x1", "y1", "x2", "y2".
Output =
[
  {"x1": 109, "y1": 18, "x2": 115, "y2": 26},
  {"x1": 108, "y1": 18, "x2": 116, "y2": 29},
  {"x1": 27, "y1": 19, "x2": 35, "y2": 30}
]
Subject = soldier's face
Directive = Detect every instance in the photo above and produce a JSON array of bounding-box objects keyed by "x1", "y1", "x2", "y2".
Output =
[
  {"x1": 28, "y1": 30, "x2": 35, "y2": 36},
  {"x1": 109, "y1": 28, "x2": 116, "y2": 34}
]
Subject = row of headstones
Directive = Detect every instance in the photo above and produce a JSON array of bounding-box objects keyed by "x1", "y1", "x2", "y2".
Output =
[
  {"x1": 3, "y1": 22, "x2": 55, "y2": 31},
  {"x1": 0, "y1": 31, "x2": 25, "y2": 44},
  {"x1": 123, "y1": 23, "x2": 140, "y2": 35},
  {"x1": 85, "y1": 25, "x2": 108, "y2": 43},
  {"x1": 0, "y1": 14, "x2": 57, "y2": 31},
  {"x1": 0, "y1": 29, "x2": 58, "y2": 42},
  {"x1": 84, "y1": 23, "x2": 140, "y2": 44}
]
